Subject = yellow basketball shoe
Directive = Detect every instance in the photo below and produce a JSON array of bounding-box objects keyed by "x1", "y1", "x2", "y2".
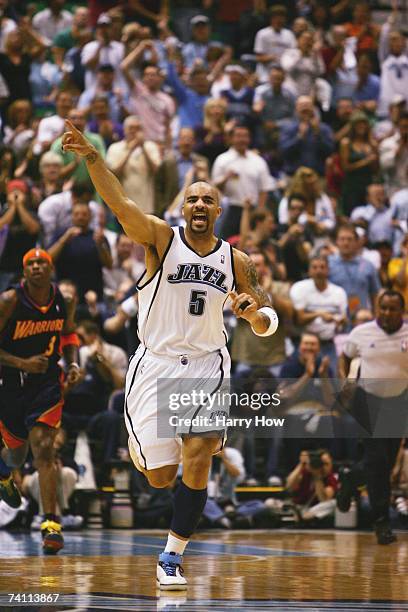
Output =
[{"x1": 41, "y1": 519, "x2": 64, "y2": 554}]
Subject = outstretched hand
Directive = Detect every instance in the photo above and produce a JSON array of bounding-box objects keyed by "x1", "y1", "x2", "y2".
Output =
[{"x1": 62, "y1": 120, "x2": 98, "y2": 161}]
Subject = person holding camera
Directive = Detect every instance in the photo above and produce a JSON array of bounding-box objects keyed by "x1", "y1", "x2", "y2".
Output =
[{"x1": 286, "y1": 449, "x2": 338, "y2": 522}]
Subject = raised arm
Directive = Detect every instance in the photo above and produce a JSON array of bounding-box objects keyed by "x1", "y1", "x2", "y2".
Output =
[
  {"x1": 61, "y1": 120, "x2": 172, "y2": 249},
  {"x1": 120, "y1": 40, "x2": 157, "y2": 88},
  {"x1": 229, "y1": 249, "x2": 278, "y2": 336}
]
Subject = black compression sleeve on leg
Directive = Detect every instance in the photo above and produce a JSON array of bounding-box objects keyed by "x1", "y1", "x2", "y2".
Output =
[{"x1": 170, "y1": 480, "x2": 208, "y2": 539}]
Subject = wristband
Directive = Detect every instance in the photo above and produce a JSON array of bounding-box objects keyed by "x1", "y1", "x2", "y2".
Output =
[
  {"x1": 251, "y1": 306, "x2": 279, "y2": 337},
  {"x1": 68, "y1": 362, "x2": 80, "y2": 369},
  {"x1": 121, "y1": 295, "x2": 138, "y2": 317},
  {"x1": 60, "y1": 332, "x2": 80, "y2": 349}
]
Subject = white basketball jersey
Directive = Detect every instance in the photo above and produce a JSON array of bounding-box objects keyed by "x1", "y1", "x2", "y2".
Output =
[{"x1": 137, "y1": 227, "x2": 235, "y2": 356}]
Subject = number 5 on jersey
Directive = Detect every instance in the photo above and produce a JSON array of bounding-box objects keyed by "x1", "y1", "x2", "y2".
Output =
[{"x1": 189, "y1": 290, "x2": 207, "y2": 316}]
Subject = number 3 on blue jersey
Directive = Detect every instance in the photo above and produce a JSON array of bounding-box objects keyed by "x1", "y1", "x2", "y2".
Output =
[{"x1": 189, "y1": 290, "x2": 207, "y2": 316}]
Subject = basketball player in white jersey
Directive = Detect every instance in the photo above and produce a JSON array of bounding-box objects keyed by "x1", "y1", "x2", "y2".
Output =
[{"x1": 62, "y1": 120, "x2": 279, "y2": 590}]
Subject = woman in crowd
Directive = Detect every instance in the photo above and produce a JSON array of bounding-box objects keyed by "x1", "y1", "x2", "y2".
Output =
[
  {"x1": 281, "y1": 30, "x2": 326, "y2": 100},
  {"x1": 0, "y1": 24, "x2": 45, "y2": 110},
  {"x1": 278, "y1": 166, "x2": 336, "y2": 235},
  {"x1": 194, "y1": 97, "x2": 229, "y2": 168},
  {"x1": 3, "y1": 99, "x2": 35, "y2": 163},
  {"x1": 339, "y1": 111, "x2": 378, "y2": 215},
  {"x1": 0, "y1": 145, "x2": 16, "y2": 199}
]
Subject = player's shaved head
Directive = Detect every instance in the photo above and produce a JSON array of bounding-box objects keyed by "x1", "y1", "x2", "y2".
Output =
[{"x1": 184, "y1": 181, "x2": 219, "y2": 205}]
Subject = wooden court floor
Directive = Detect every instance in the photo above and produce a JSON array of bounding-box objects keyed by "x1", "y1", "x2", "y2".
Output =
[{"x1": 1, "y1": 528, "x2": 408, "y2": 611}]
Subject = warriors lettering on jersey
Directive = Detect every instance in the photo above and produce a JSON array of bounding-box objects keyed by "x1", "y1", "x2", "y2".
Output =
[
  {"x1": 13, "y1": 318, "x2": 64, "y2": 340},
  {"x1": 167, "y1": 263, "x2": 228, "y2": 294}
]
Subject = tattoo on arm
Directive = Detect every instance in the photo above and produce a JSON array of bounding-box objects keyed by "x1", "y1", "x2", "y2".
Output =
[
  {"x1": 245, "y1": 259, "x2": 272, "y2": 307},
  {"x1": 85, "y1": 150, "x2": 98, "y2": 164}
]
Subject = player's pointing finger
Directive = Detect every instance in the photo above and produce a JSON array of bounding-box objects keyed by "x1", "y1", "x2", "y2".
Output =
[{"x1": 65, "y1": 119, "x2": 81, "y2": 135}]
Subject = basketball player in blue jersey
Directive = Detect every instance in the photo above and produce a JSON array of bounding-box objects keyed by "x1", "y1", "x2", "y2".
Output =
[
  {"x1": 62, "y1": 120, "x2": 279, "y2": 589},
  {"x1": 0, "y1": 248, "x2": 81, "y2": 554}
]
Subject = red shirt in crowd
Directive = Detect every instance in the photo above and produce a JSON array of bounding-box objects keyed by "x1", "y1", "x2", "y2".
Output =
[{"x1": 293, "y1": 468, "x2": 338, "y2": 505}]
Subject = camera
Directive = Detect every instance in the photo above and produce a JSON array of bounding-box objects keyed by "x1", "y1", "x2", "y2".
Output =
[{"x1": 308, "y1": 450, "x2": 324, "y2": 470}]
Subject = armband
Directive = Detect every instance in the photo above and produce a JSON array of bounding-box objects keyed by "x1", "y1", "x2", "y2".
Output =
[
  {"x1": 251, "y1": 306, "x2": 279, "y2": 337},
  {"x1": 60, "y1": 332, "x2": 80, "y2": 349}
]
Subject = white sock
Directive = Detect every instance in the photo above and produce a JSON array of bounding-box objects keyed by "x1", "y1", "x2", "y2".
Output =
[{"x1": 164, "y1": 533, "x2": 188, "y2": 555}]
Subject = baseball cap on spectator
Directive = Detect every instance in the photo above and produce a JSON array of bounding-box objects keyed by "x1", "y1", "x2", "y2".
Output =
[
  {"x1": 191, "y1": 15, "x2": 209, "y2": 26},
  {"x1": 7, "y1": 179, "x2": 28, "y2": 193},
  {"x1": 97, "y1": 13, "x2": 112, "y2": 26}
]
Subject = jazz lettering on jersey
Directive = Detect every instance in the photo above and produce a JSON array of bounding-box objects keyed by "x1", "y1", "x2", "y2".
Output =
[
  {"x1": 13, "y1": 318, "x2": 64, "y2": 340},
  {"x1": 167, "y1": 263, "x2": 228, "y2": 294}
]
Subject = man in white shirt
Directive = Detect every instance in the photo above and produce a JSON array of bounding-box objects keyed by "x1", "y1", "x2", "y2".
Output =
[
  {"x1": 32, "y1": 0, "x2": 73, "y2": 47},
  {"x1": 106, "y1": 116, "x2": 161, "y2": 214},
  {"x1": 34, "y1": 91, "x2": 73, "y2": 155},
  {"x1": 254, "y1": 5, "x2": 296, "y2": 83},
  {"x1": 280, "y1": 30, "x2": 326, "y2": 101},
  {"x1": 121, "y1": 62, "x2": 175, "y2": 145},
  {"x1": 38, "y1": 183, "x2": 101, "y2": 248},
  {"x1": 351, "y1": 183, "x2": 393, "y2": 244},
  {"x1": 212, "y1": 125, "x2": 273, "y2": 238},
  {"x1": 378, "y1": 31, "x2": 408, "y2": 117},
  {"x1": 338, "y1": 290, "x2": 408, "y2": 545},
  {"x1": 81, "y1": 14, "x2": 125, "y2": 93},
  {"x1": 290, "y1": 256, "x2": 347, "y2": 365}
]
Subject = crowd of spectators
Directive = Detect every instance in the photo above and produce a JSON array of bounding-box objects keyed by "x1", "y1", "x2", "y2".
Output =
[{"x1": 0, "y1": 0, "x2": 408, "y2": 529}]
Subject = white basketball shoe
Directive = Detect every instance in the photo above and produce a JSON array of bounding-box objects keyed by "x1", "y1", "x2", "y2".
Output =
[{"x1": 157, "y1": 552, "x2": 188, "y2": 590}]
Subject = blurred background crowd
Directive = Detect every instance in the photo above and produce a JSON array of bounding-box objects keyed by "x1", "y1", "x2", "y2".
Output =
[{"x1": 0, "y1": 0, "x2": 408, "y2": 531}]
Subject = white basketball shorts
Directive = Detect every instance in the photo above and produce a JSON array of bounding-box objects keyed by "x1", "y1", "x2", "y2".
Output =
[{"x1": 125, "y1": 345, "x2": 231, "y2": 470}]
